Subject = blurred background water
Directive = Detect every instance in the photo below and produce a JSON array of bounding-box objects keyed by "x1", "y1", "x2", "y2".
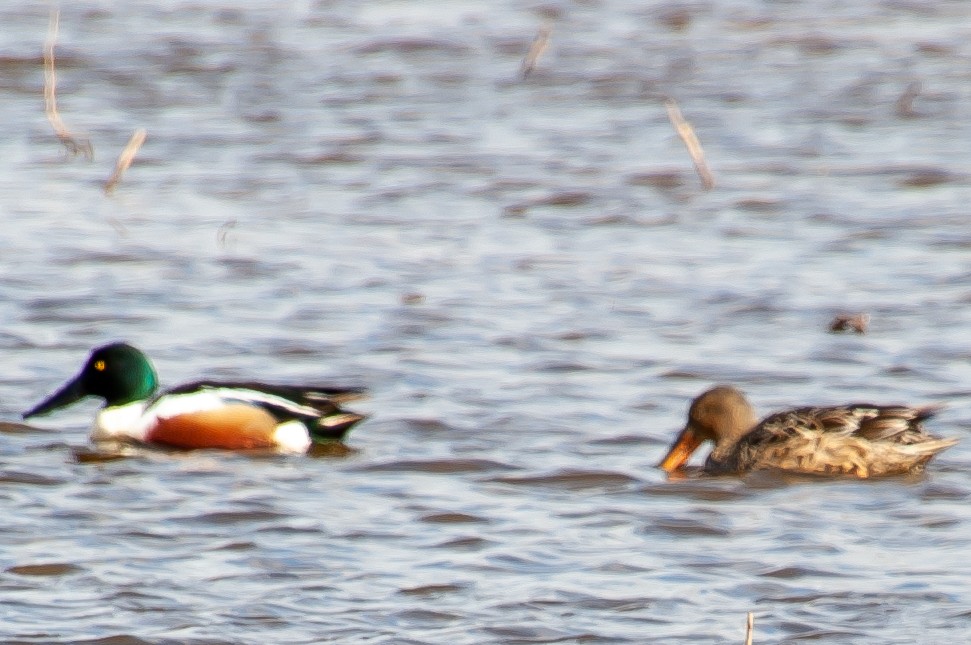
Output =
[{"x1": 2, "y1": 1, "x2": 971, "y2": 643}]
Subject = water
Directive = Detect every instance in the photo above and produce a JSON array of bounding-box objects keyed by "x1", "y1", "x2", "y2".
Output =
[{"x1": 2, "y1": 1, "x2": 971, "y2": 642}]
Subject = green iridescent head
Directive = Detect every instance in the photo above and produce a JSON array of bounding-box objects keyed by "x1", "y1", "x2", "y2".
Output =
[{"x1": 23, "y1": 342, "x2": 160, "y2": 418}]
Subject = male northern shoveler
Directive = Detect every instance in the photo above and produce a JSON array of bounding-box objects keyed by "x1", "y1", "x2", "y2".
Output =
[
  {"x1": 23, "y1": 342, "x2": 367, "y2": 453},
  {"x1": 658, "y1": 386, "x2": 957, "y2": 478}
]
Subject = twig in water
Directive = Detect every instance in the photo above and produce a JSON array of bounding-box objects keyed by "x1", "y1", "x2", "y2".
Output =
[
  {"x1": 217, "y1": 219, "x2": 237, "y2": 249},
  {"x1": 44, "y1": 10, "x2": 92, "y2": 159},
  {"x1": 664, "y1": 98, "x2": 714, "y2": 190},
  {"x1": 104, "y1": 128, "x2": 147, "y2": 194},
  {"x1": 744, "y1": 611, "x2": 754, "y2": 645},
  {"x1": 521, "y1": 23, "x2": 552, "y2": 79}
]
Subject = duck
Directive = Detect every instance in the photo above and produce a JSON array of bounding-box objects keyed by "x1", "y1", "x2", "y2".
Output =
[
  {"x1": 23, "y1": 342, "x2": 367, "y2": 453},
  {"x1": 658, "y1": 386, "x2": 956, "y2": 477}
]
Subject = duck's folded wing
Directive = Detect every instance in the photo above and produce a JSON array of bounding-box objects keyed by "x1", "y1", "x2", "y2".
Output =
[
  {"x1": 160, "y1": 381, "x2": 366, "y2": 420},
  {"x1": 748, "y1": 404, "x2": 942, "y2": 446},
  {"x1": 853, "y1": 404, "x2": 942, "y2": 443}
]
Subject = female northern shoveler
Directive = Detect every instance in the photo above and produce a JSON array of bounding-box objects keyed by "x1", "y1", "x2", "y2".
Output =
[
  {"x1": 658, "y1": 386, "x2": 957, "y2": 478},
  {"x1": 23, "y1": 342, "x2": 367, "y2": 453}
]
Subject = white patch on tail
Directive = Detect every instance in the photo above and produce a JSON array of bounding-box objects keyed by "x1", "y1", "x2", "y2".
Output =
[{"x1": 273, "y1": 420, "x2": 312, "y2": 454}]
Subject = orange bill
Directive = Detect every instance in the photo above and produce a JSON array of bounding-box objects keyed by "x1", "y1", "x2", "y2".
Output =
[{"x1": 657, "y1": 426, "x2": 703, "y2": 473}]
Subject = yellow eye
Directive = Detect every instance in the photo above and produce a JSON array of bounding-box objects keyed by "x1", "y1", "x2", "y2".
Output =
[{"x1": 94, "y1": 360, "x2": 106, "y2": 371}]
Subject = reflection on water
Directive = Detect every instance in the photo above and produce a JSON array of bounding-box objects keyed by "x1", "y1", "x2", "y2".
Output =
[{"x1": 2, "y1": 0, "x2": 971, "y2": 642}]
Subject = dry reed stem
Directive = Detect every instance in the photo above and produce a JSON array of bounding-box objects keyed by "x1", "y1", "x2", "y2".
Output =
[
  {"x1": 521, "y1": 23, "x2": 552, "y2": 79},
  {"x1": 744, "y1": 611, "x2": 754, "y2": 645},
  {"x1": 664, "y1": 98, "x2": 714, "y2": 190},
  {"x1": 44, "y1": 10, "x2": 92, "y2": 159},
  {"x1": 104, "y1": 128, "x2": 147, "y2": 194}
]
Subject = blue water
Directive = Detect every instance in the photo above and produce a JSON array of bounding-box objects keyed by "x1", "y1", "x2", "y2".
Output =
[{"x1": 2, "y1": 1, "x2": 971, "y2": 643}]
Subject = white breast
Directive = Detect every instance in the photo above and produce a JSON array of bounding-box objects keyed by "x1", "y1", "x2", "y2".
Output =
[{"x1": 93, "y1": 402, "x2": 150, "y2": 441}]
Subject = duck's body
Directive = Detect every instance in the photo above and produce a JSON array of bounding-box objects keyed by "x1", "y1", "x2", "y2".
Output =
[
  {"x1": 659, "y1": 386, "x2": 956, "y2": 478},
  {"x1": 24, "y1": 343, "x2": 366, "y2": 453}
]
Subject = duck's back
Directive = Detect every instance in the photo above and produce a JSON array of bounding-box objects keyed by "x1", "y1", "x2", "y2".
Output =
[
  {"x1": 154, "y1": 381, "x2": 367, "y2": 442},
  {"x1": 706, "y1": 404, "x2": 956, "y2": 477}
]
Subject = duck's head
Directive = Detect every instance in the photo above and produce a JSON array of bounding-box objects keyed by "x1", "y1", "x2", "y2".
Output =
[
  {"x1": 23, "y1": 342, "x2": 159, "y2": 419},
  {"x1": 657, "y1": 386, "x2": 758, "y2": 473}
]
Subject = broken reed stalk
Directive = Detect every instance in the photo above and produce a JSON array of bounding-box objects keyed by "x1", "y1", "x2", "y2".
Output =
[
  {"x1": 744, "y1": 611, "x2": 754, "y2": 645},
  {"x1": 664, "y1": 98, "x2": 714, "y2": 190},
  {"x1": 44, "y1": 10, "x2": 92, "y2": 159},
  {"x1": 104, "y1": 128, "x2": 147, "y2": 194},
  {"x1": 521, "y1": 23, "x2": 552, "y2": 79}
]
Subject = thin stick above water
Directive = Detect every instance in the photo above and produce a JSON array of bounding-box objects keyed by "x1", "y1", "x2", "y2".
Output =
[
  {"x1": 521, "y1": 23, "x2": 552, "y2": 79},
  {"x1": 104, "y1": 128, "x2": 147, "y2": 194},
  {"x1": 744, "y1": 611, "x2": 754, "y2": 645},
  {"x1": 44, "y1": 10, "x2": 92, "y2": 159},
  {"x1": 664, "y1": 98, "x2": 714, "y2": 190}
]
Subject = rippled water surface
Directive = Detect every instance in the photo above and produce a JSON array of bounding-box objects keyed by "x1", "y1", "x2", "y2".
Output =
[{"x1": 3, "y1": 1, "x2": 971, "y2": 642}]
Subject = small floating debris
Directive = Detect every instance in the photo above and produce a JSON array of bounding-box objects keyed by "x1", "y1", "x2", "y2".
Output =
[{"x1": 829, "y1": 312, "x2": 869, "y2": 334}]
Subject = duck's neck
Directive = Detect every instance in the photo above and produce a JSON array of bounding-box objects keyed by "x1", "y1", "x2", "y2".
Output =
[
  {"x1": 706, "y1": 414, "x2": 758, "y2": 471},
  {"x1": 709, "y1": 439, "x2": 741, "y2": 464},
  {"x1": 711, "y1": 419, "x2": 757, "y2": 459}
]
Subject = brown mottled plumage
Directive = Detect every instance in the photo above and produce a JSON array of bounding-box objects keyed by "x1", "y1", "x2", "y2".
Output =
[{"x1": 658, "y1": 386, "x2": 957, "y2": 478}]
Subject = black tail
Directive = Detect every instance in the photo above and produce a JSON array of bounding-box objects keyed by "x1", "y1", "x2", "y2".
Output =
[{"x1": 310, "y1": 411, "x2": 368, "y2": 442}]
